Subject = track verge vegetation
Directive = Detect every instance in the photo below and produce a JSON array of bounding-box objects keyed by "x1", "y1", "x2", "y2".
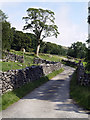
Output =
[
  {"x1": 1, "y1": 68, "x2": 64, "y2": 110},
  {"x1": 70, "y1": 70, "x2": 90, "y2": 110}
]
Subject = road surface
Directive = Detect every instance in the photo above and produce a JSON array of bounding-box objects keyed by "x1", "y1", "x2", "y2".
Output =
[{"x1": 1, "y1": 66, "x2": 89, "y2": 118}]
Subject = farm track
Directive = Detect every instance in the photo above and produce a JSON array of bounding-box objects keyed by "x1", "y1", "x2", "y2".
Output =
[{"x1": 1, "y1": 66, "x2": 89, "y2": 119}]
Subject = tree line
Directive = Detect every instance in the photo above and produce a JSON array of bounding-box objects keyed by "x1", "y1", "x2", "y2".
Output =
[
  {"x1": 0, "y1": 9, "x2": 89, "y2": 61},
  {"x1": 1, "y1": 9, "x2": 67, "y2": 56}
]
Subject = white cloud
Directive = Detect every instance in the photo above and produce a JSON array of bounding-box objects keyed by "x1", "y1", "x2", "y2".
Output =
[
  {"x1": 2, "y1": 2, "x2": 88, "y2": 47},
  {"x1": 44, "y1": 5, "x2": 88, "y2": 47}
]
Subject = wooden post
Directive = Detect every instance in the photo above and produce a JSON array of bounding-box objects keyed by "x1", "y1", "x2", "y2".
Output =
[{"x1": 22, "y1": 48, "x2": 25, "y2": 63}]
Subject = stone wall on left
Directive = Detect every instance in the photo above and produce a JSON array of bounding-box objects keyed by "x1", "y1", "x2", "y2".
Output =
[
  {"x1": 3, "y1": 52, "x2": 24, "y2": 63},
  {"x1": 1, "y1": 62, "x2": 62, "y2": 94}
]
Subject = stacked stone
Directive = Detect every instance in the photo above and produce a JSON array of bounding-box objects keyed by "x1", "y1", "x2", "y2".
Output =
[
  {"x1": 1, "y1": 62, "x2": 62, "y2": 94},
  {"x1": 40, "y1": 62, "x2": 61, "y2": 75},
  {"x1": 33, "y1": 58, "x2": 45, "y2": 64},
  {"x1": 78, "y1": 65, "x2": 85, "y2": 85},
  {"x1": 62, "y1": 59, "x2": 77, "y2": 66},
  {"x1": 3, "y1": 52, "x2": 24, "y2": 63},
  {"x1": 77, "y1": 65, "x2": 90, "y2": 86},
  {"x1": 33, "y1": 58, "x2": 58, "y2": 64}
]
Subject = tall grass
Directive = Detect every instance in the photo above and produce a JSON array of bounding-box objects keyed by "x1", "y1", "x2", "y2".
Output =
[{"x1": 70, "y1": 70, "x2": 90, "y2": 110}]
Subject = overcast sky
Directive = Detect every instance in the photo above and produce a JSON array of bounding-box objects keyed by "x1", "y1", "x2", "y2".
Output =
[{"x1": 1, "y1": 2, "x2": 88, "y2": 47}]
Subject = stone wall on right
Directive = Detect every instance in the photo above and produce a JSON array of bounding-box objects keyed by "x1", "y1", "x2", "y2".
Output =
[{"x1": 77, "y1": 65, "x2": 90, "y2": 86}]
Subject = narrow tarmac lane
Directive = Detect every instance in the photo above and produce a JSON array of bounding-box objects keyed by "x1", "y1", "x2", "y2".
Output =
[{"x1": 2, "y1": 66, "x2": 89, "y2": 118}]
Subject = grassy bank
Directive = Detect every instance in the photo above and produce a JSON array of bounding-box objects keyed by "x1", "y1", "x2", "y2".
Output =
[
  {"x1": 39, "y1": 53, "x2": 63, "y2": 62},
  {"x1": 2, "y1": 50, "x2": 36, "y2": 72},
  {"x1": 2, "y1": 50, "x2": 65, "y2": 72},
  {"x1": 1, "y1": 68, "x2": 64, "y2": 110},
  {"x1": 70, "y1": 70, "x2": 90, "y2": 110}
]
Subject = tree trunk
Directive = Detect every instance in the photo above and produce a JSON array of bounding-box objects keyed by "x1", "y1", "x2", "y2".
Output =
[{"x1": 36, "y1": 43, "x2": 40, "y2": 57}]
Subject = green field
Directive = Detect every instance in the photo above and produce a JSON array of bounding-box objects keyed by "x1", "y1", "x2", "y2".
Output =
[
  {"x1": 2, "y1": 50, "x2": 65, "y2": 72},
  {"x1": 2, "y1": 50, "x2": 36, "y2": 72},
  {"x1": 39, "y1": 53, "x2": 63, "y2": 62},
  {"x1": 1, "y1": 50, "x2": 88, "y2": 72},
  {"x1": 1, "y1": 50, "x2": 89, "y2": 111}
]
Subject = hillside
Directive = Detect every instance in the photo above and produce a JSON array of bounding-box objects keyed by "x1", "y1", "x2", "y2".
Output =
[
  {"x1": 1, "y1": 50, "x2": 66, "y2": 72},
  {"x1": 62, "y1": 46, "x2": 68, "y2": 50}
]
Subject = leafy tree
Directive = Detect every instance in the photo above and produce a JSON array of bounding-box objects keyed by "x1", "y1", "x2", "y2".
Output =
[
  {"x1": 0, "y1": 9, "x2": 8, "y2": 22},
  {"x1": 11, "y1": 28, "x2": 32, "y2": 51},
  {"x1": 86, "y1": 7, "x2": 90, "y2": 71},
  {"x1": 85, "y1": 47, "x2": 90, "y2": 71},
  {"x1": 26, "y1": 33, "x2": 37, "y2": 52},
  {"x1": 88, "y1": 7, "x2": 90, "y2": 24},
  {"x1": 67, "y1": 42, "x2": 87, "y2": 58},
  {"x1": 23, "y1": 8, "x2": 59, "y2": 56},
  {"x1": 85, "y1": 38, "x2": 90, "y2": 71},
  {"x1": 88, "y1": 15, "x2": 90, "y2": 24},
  {"x1": 2, "y1": 21, "x2": 13, "y2": 50},
  {"x1": 85, "y1": 7, "x2": 90, "y2": 71},
  {"x1": 0, "y1": 10, "x2": 13, "y2": 51},
  {"x1": 40, "y1": 42, "x2": 67, "y2": 56}
]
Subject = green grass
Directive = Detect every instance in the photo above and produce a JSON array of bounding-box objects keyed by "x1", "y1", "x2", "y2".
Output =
[
  {"x1": 2, "y1": 61, "x2": 25, "y2": 72},
  {"x1": 70, "y1": 70, "x2": 90, "y2": 110},
  {"x1": 10, "y1": 49, "x2": 36, "y2": 64},
  {"x1": 2, "y1": 50, "x2": 65, "y2": 72},
  {"x1": 1, "y1": 61, "x2": 38, "y2": 72},
  {"x1": 39, "y1": 53, "x2": 62, "y2": 62},
  {"x1": 2, "y1": 68, "x2": 64, "y2": 110},
  {"x1": 2, "y1": 50, "x2": 37, "y2": 72}
]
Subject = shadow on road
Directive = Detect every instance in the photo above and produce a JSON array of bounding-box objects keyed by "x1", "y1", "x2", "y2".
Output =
[
  {"x1": 12, "y1": 66, "x2": 88, "y2": 115},
  {"x1": 20, "y1": 76, "x2": 84, "y2": 114}
]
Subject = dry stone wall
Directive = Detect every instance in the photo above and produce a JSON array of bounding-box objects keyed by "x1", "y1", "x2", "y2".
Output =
[
  {"x1": 62, "y1": 59, "x2": 78, "y2": 66},
  {"x1": 33, "y1": 58, "x2": 57, "y2": 64},
  {"x1": 62, "y1": 59, "x2": 90, "y2": 86},
  {"x1": 3, "y1": 52, "x2": 24, "y2": 63},
  {"x1": 77, "y1": 65, "x2": 90, "y2": 86},
  {"x1": 1, "y1": 62, "x2": 62, "y2": 94}
]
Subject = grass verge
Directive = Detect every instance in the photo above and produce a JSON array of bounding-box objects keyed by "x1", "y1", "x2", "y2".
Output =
[
  {"x1": 39, "y1": 53, "x2": 62, "y2": 62},
  {"x1": 2, "y1": 68, "x2": 64, "y2": 110},
  {"x1": 70, "y1": 70, "x2": 90, "y2": 110}
]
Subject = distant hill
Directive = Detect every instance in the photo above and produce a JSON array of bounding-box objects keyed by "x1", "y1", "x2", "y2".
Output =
[{"x1": 62, "y1": 46, "x2": 69, "y2": 50}]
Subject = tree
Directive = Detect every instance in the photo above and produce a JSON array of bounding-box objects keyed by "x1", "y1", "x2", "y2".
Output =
[
  {"x1": 23, "y1": 8, "x2": 59, "y2": 56},
  {"x1": 26, "y1": 33, "x2": 38, "y2": 52},
  {"x1": 11, "y1": 28, "x2": 32, "y2": 51},
  {"x1": 0, "y1": 9, "x2": 13, "y2": 51},
  {"x1": 40, "y1": 42, "x2": 67, "y2": 56},
  {"x1": 67, "y1": 42, "x2": 87, "y2": 58},
  {"x1": 2, "y1": 21, "x2": 13, "y2": 50},
  {"x1": 88, "y1": 7, "x2": 90, "y2": 24},
  {"x1": 0, "y1": 9, "x2": 8, "y2": 22},
  {"x1": 85, "y1": 7, "x2": 90, "y2": 71}
]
